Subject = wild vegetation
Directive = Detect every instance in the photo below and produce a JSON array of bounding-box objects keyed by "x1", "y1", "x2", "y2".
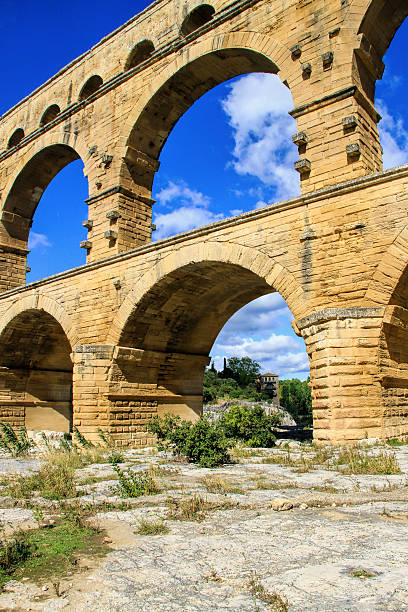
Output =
[
  {"x1": 0, "y1": 516, "x2": 107, "y2": 588},
  {"x1": 203, "y1": 355, "x2": 313, "y2": 425},
  {"x1": 147, "y1": 402, "x2": 281, "y2": 467}
]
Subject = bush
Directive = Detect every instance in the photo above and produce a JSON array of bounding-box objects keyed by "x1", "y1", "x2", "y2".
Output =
[
  {"x1": 218, "y1": 404, "x2": 279, "y2": 447},
  {"x1": 7, "y1": 459, "x2": 77, "y2": 500},
  {"x1": 147, "y1": 414, "x2": 230, "y2": 468},
  {"x1": 112, "y1": 466, "x2": 161, "y2": 498},
  {"x1": 0, "y1": 423, "x2": 33, "y2": 456}
]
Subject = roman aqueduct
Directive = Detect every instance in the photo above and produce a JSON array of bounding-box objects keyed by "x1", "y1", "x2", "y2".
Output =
[{"x1": 0, "y1": 0, "x2": 407, "y2": 444}]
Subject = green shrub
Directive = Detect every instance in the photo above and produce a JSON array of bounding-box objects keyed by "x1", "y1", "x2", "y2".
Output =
[
  {"x1": 7, "y1": 459, "x2": 77, "y2": 500},
  {"x1": 0, "y1": 535, "x2": 30, "y2": 579},
  {"x1": 147, "y1": 414, "x2": 230, "y2": 468},
  {"x1": 0, "y1": 423, "x2": 33, "y2": 456},
  {"x1": 335, "y1": 447, "x2": 401, "y2": 475},
  {"x1": 218, "y1": 404, "x2": 279, "y2": 447},
  {"x1": 112, "y1": 466, "x2": 161, "y2": 498}
]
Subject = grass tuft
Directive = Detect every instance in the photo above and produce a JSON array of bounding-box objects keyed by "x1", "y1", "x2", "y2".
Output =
[
  {"x1": 135, "y1": 520, "x2": 170, "y2": 535},
  {"x1": 200, "y1": 475, "x2": 245, "y2": 495},
  {"x1": 336, "y1": 448, "x2": 401, "y2": 475},
  {"x1": 0, "y1": 518, "x2": 108, "y2": 588},
  {"x1": 112, "y1": 465, "x2": 161, "y2": 498}
]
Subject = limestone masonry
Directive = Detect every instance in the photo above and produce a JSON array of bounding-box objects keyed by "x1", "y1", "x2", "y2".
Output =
[{"x1": 0, "y1": 0, "x2": 406, "y2": 444}]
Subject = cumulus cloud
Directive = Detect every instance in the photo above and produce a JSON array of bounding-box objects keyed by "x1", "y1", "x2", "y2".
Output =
[
  {"x1": 377, "y1": 100, "x2": 408, "y2": 169},
  {"x1": 156, "y1": 181, "x2": 211, "y2": 208},
  {"x1": 221, "y1": 74, "x2": 300, "y2": 202},
  {"x1": 153, "y1": 180, "x2": 223, "y2": 240},
  {"x1": 28, "y1": 232, "x2": 51, "y2": 249},
  {"x1": 211, "y1": 293, "x2": 309, "y2": 379}
]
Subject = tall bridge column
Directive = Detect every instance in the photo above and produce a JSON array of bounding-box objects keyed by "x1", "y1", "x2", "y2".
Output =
[
  {"x1": 72, "y1": 345, "x2": 114, "y2": 442},
  {"x1": 72, "y1": 345, "x2": 209, "y2": 446},
  {"x1": 294, "y1": 307, "x2": 385, "y2": 444}
]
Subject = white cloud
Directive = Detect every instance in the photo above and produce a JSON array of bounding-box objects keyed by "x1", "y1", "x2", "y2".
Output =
[
  {"x1": 211, "y1": 293, "x2": 309, "y2": 379},
  {"x1": 154, "y1": 206, "x2": 224, "y2": 240},
  {"x1": 155, "y1": 180, "x2": 210, "y2": 208},
  {"x1": 221, "y1": 74, "x2": 300, "y2": 201},
  {"x1": 377, "y1": 100, "x2": 408, "y2": 169},
  {"x1": 153, "y1": 180, "x2": 223, "y2": 240},
  {"x1": 28, "y1": 232, "x2": 51, "y2": 249}
]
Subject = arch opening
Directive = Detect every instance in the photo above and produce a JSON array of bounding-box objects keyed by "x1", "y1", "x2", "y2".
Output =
[
  {"x1": 1, "y1": 144, "x2": 88, "y2": 283},
  {"x1": 180, "y1": 4, "x2": 215, "y2": 36},
  {"x1": 40, "y1": 104, "x2": 61, "y2": 127},
  {"x1": 78, "y1": 75, "x2": 103, "y2": 101},
  {"x1": 377, "y1": 263, "x2": 408, "y2": 440},
  {"x1": 125, "y1": 48, "x2": 280, "y2": 192},
  {"x1": 370, "y1": 8, "x2": 408, "y2": 170},
  {"x1": 7, "y1": 128, "x2": 25, "y2": 149},
  {"x1": 115, "y1": 261, "x2": 309, "y2": 427},
  {"x1": 125, "y1": 39, "x2": 155, "y2": 71},
  {"x1": 0, "y1": 309, "x2": 73, "y2": 433}
]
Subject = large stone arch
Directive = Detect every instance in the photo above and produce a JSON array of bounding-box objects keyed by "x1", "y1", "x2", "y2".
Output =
[
  {"x1": 0, "y1": 293, "x2": 78, "y2": 349},
  {"x1": 365, "y1": 224, "x2": 408, "y2": 306},
  {"x1": 353, "y1": 0, "x2": 408, "y2": 102},
  {"x1": 105, "y1": 240, "x2": 308, "y2": 429},
  {"x1": 118, "y1": 32, "x2": 295, "y2": 194},
  {"x1": 107, "y1": 241, "x2": 307, "y2": 346},
  {"x1": 1, "y1": 131, "x2": 89, "y2": 242},
  {"x1": 0, "y1": 297, "x2": 75, "y2": 433},
  {"x1": 0, "y1": 130, "x2": 90, "y2": 288}
]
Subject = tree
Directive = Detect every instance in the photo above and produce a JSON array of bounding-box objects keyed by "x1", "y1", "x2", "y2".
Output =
[
  {"x1": 279, "y1": 378, "x2": 312, "y2": 425},
  {"x1": 227, "y1": 357, "x2": 261, "y2": 387}
]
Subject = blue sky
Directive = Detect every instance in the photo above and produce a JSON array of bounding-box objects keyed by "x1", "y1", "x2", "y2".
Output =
[{"x1": 1, "y1": 2, "x2": 407, "y2": 379}]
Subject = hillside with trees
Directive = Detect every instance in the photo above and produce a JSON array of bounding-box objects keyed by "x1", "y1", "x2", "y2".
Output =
[{"x1": 203, "y1": 357, "x2": 312, "y2": 426}]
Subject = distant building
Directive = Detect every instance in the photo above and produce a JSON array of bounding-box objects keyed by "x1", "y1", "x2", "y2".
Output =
[{"x1": 257, "y1": 373, "x2": 279, "y2": 403}]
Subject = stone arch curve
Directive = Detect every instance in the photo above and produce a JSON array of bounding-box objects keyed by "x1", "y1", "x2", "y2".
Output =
[
  {"x1": 1, "y1": 129, "x2": 90, "y2": 247},
  {"x1": 365, "y1": 224, "x2": 408, "y2": 306},
  {"x1": 107, "y1": 241, "x2": 307, "y2": 346},
  {"x1": 119, "y1": 31, "x2": 295, "y2": 152},
  {"x1": 0, "y1": 293, "x2": 78, "y2": 349},
  {"x1": 351, "y1": 0, "x2": 408, "y2": 102},
  {"x1": 2, "y1": 128, "x2": 89, "y2": 215}
]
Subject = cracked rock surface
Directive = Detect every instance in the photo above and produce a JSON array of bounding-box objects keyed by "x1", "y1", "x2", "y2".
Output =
[{"x1": 0, "y1": 442, "x2": 408, "y2": 610}]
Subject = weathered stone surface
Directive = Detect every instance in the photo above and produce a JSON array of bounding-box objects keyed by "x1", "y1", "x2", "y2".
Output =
[{"x1": 1, "y1": 443, "x2": 408, "y2": 610}]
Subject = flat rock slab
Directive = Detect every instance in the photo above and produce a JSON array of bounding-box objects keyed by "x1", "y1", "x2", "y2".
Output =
[{"x1": 1, "y1": 444, "x2": 408, "y2": 610}]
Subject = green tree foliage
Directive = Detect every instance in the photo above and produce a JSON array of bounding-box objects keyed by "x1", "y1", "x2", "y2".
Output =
[
  {"x1": 218, "y1": 404, "x2": 279, "y2": 447},
  {"x1": 203, "y1": 364, "x2": 268, "y2": 403},
  {"x1": 227, "y1": 356, "x2": 261, "y2": 386},
  {"x1": 147, "y1": 402, "x2": 281, "y2": 467},
  {"x1": 279, "y1": 378, "x2": 312, "y2": 425}
]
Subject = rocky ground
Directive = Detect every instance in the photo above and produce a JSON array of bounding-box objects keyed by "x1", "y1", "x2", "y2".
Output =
[{"x1": 0, "y1": 439, "x2": 408, "y2": 611}]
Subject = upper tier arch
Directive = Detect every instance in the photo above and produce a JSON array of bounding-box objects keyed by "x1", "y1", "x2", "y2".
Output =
[{"x1": 120, "y1": 32, "x2": 292, "y2": 192}]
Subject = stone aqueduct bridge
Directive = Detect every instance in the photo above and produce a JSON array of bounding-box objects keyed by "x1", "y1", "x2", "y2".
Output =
[{"x1": 0, "y1": 0, "x2": 407, "y2": 444}]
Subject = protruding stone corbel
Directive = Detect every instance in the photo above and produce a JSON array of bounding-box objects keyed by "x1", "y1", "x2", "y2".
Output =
[
  {"x1": 106, "y1": 210, "x2": 121, "y2": 220},
  {"x1": 294, "y1": 159, "x2": 311, "y2": 175},
  {"x1": 104, "y1": 230, "x2": 117, "y2": 240},
  {"x1": 151, "y1": 223, "x2": 157, "y2": 231},
  {"x1": 82, "y1": 219, "x2": 93, "y2": 230},
  {"x1": 346, "y1": 143, "x2": 361, "y2": 160},
  {"x1": 322, "y1": 51, "x2": 334, "y2": 70},
  {"x1": 342, "y1": 115, "x2": 357, "y2": 129},
  {"x1": 290, "y1": 44, "x2": 302, "y2": 59},
  {"x1": 292, "y1": 132, "x2": 308, "y2": 147},
  {"x1": 301, "y1": 62, "x2": 312, "y2": 77},
  {"x1": 80, "y1": 240, "x2": 92, "y2": 250}
]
